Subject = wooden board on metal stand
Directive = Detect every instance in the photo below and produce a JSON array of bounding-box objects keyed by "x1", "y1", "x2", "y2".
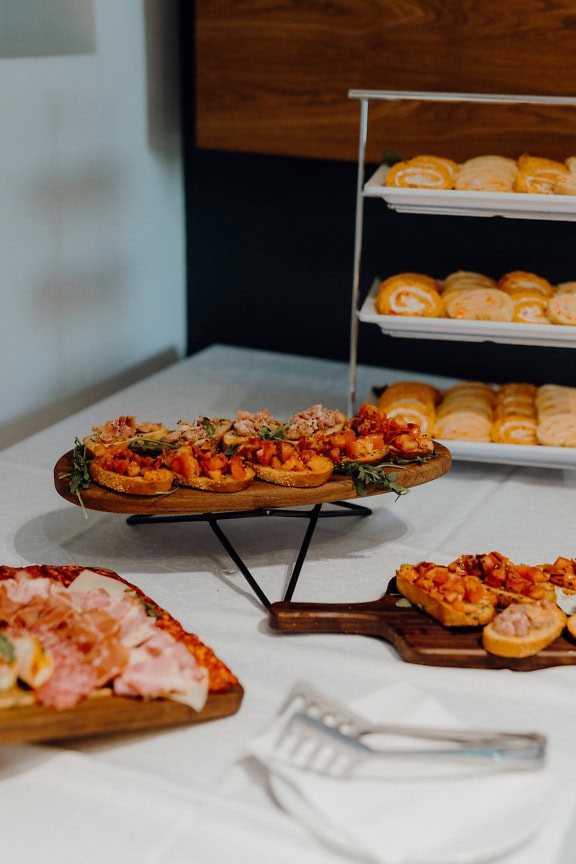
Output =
[{"x1": 53, "y1": 444, "x2": 451, "y2": 515}]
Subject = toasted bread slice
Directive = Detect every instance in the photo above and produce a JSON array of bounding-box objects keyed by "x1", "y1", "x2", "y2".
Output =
[
  {"x1": 163, "y1": 444, "x2": 255, "y2": 493},
  {"x1": 89, "y1": 460, "x2": 174, "y2": 495},
  {"x1": 161, "y1": 417, "x2": 232, "y2": 447},
  {"x1": 482, "y1": 600, "x2": 566, "y2": 658},
  {"x1": 83, "y1": 416, "x2": 169, "y2": 455},
  {"x1": 237, "y1": 438, "x2": 334, "y2": 488},
  {"x1": 222, "y1": 410, "x2": 284, "y2": 447},
  {"x1": 252, "y1": 457, "x2": 334, "y2": 488},
  {"x1": 396, "y1": 563, "x2": 496, "y2": 628},
  {"x1": 284, "y1": 405, "x2": 347, "y2": 441}
]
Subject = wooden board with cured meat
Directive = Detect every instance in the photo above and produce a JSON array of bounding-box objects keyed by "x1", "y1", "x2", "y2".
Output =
[
  {"x1": 53, "y1": 445, "x2": 451, "y2": 516},
  {"x1": 268, "y1": 580, "x2": 576, "y2": 672},
  {"x1": 0, "y1": 565, "x2": 243, "y2": 744}
]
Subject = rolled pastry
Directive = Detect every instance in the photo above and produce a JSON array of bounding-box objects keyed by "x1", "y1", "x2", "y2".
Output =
[
  {"x1": 548, "y1": 293, "x2": 576, "y2": 325},
  {"x1": 553, "y1": 174, "x2": 576, "y2": 195},
  {"x1": 442, "y1": 270, "x2": 496, "y2": 296},
  {"x1": 444, "y1": 288, "x2": 514, "y2": 321},
  {"x1": 510, "y1": 292, "x2": 550, "y2": 324},
  {"x1": 455, "y1": 155, "x2": 518, "y2": 192},
  {"x1": 497, "y1": 270, "x2": 554, "y2": 297},
  {"x1": 376, "y1": 273, "x2": 444, "y2": 317},
  {"x1": 385, "y1": 155, "x2": 458, "y2": 189},
  {"x1": 514, "y1": 154, "x2": 570, "y2": 194},
  {"x1": 434, "y1": 410, "x2": 492, "y2": 442},
  {"x1": 491, "y1": 416, "x2": 538, "y2": 445},
  {"x1": 537, "y1": 413, "x2": 576, "y2": 447},
  {"x1": 555, "y1": 281, "x2": 576, "y2": 295}
]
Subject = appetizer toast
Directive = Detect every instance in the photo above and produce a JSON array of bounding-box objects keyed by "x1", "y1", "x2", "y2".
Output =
[
  {"x1": 69, "y1": 403, "x2": 438, "y2": 497},
  {"x1": 396, "y1": 552, "x2": 576, "y2": 658}
]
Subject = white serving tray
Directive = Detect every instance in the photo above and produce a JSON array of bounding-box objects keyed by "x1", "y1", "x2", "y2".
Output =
[
  {"x1": 437, "y1": 439, "x2": 576, "y2": 470},
  {"x1": 364, "y1": 164, "x2": 576, "y2": 221},
  {"x1": 358, "y1": 282, "x2": 576, "y2": 348}
]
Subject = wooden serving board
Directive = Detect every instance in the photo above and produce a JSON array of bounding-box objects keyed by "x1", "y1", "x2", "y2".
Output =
[
  {"x1": 53, "y1": 445, "x2": 451, "y2": 515},
  {"x1": 268, "y1": 580, "x2": 576, "y2": 672},
  {"x1": 0, "y1": 564, "x2": 243, "y2": 744},
  {"x1": 0, "y1": 684, "x2": 244, "y2": 745}
]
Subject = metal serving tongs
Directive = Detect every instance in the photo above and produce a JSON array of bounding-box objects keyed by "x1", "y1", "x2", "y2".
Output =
[{"x1": 274, "y1": 682, "x2": 546, "y2": 778}]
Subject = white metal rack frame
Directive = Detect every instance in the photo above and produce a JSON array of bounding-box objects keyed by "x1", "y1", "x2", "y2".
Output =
[{"x1": 347, "y1": 88, "x2": 576, "y2": 416}]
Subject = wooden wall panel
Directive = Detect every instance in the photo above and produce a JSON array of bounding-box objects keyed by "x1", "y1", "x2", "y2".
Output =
[{"x1": 195, "y1": 0, "x2": 576, "y2": 162}]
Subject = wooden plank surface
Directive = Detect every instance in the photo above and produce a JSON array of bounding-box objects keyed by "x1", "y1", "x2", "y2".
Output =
[
  {"x1": 53, "y1": 445, "x2": 451, "y2": 515},
  {"x1": 192, "y1": 0, "x2": 576, "y2": 162},
  {"x1": 268, "y1": 581, "x2": 576, "y2": 671},
  {"x1": 0, "y1": 685, "x2": 244, "y2": 745},
  {"x1": 0, "y1": 565, "x2": 244, "y2": 743}
]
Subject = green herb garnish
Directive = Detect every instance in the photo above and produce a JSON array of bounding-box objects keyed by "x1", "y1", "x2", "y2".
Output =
[
  {"x1": 128, "y1": 437, "x2": 177, "y2": 457},
  {"x1": 381, "y1": 149, "x2": 402, "y2": 167},
  {"x1": 259, "y1": 424, "x2": 286, "y2": 440},
  {"x1": 126, "y1": 589, "x2": 163, "y2": 619},
  {"x1": 0, "y1": 632, "x2": 15, "y2": 664},
  {"x1": 335, "y1": 460, "x2": 410, "y2": 498},
  {"x1": 59, "y1": 437, "x2": 91, "y2": 514}
]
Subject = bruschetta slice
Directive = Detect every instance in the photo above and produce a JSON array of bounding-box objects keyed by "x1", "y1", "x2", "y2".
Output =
[
  {"x1": 395, "y1": 562, "x2": 497, "y2": 628},
  {"x1": 89, "y1": 444, "x2": 174, "y2": 495},
  {"x1": 161, "y1": 417, "x2": 232, "y2": 448},
  {"x1": 222, "y1": 410, "x2": 284, "y2": 447},
  {"x1": 162, "y1": 443, "x2": 255, "y2": 493},
  {"x1": 83, "y1": 415, "x2": 169, "y2": 455},
  {"x1": 482, "y1": 600, "x2": 566, "y2": 658},
  {"x1": 237, "y1": 438, "x2": 334, "y2": 487},
  {"x1": 284, "y1": 404, "x2": 347, "y2": 442}
]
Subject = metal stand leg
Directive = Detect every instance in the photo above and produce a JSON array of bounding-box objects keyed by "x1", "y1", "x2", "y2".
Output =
[{"x1": 126, "y1": 501, "x2": 372, "y2": 608}]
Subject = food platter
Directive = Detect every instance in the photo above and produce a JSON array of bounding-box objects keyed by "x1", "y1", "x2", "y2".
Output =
[
  {"x1": 364, "y1": 164, "x2": 576, "y2": 221},
  {"x1": 268, "y1": 579, "x2": 576, "y2": 672},
  {"x1": 0, "y1": 565, "x2": 243, "y2": 744},
  {"x1": 0, "y1": 684, "x2": 244, "y2": 745},
  {"x1": 358, "y1": 281, "x2": 576, "y2": 348},
  {"x1": 53, "y1": 445, "x2": 452, "y2": 516}
]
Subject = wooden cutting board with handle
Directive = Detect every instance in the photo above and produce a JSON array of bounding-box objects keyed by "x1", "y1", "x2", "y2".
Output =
[{"x1": 268, "y1": 580, "x2": 576, "y2": 671}]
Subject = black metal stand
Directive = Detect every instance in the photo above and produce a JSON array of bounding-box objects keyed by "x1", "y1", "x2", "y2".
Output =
[{"x1": 126, "y1": 500, "x2": 372, "y2": 608}]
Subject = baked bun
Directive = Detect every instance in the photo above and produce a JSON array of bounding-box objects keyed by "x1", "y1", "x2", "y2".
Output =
[
  {"x1": 376, "y1": 273, "x2": 444, "y2": 317},
  {"x1": 385, "y1": 155, "x2": 458, "y2": 189},
  {"x1": 162, "y1": 443, "x2": 255, "y2": 492},
  {"x1": 482, "y1": 600, "x2": 566, "y2": 658}
]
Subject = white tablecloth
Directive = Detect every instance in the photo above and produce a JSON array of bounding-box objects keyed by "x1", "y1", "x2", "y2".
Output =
[{"x1": 1, "y1": 345, "x2": 575, "y2": 863}]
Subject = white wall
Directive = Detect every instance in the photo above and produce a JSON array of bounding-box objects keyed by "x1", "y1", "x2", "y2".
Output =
[{"x1": 0, "y1": 0, "x2": 185, "y2": 449}]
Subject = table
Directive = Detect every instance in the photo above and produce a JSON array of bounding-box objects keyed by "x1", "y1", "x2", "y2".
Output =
[{"x1": 1, "y1": 345, "x2": 576, "y2": 864}]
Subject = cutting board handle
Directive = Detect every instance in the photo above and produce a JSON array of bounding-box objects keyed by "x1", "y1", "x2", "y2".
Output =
[{"x1": 268, "y1": 597, "x2": 389, "y2": 636}]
